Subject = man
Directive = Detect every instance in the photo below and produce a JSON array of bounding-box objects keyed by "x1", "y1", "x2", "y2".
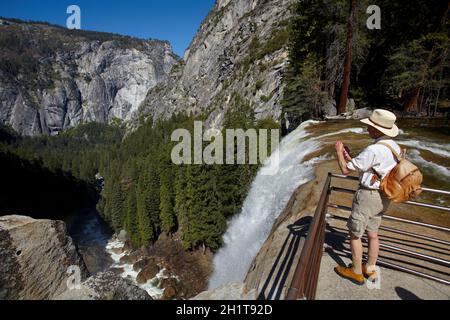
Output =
[{"x1": 334, "y1": 109, "x2": 402, "y2": 285}]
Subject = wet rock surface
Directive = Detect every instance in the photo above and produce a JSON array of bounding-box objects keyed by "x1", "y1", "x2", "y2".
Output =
[{"x1": 136, "y1": 264, "x2": 160, "y2": 284}]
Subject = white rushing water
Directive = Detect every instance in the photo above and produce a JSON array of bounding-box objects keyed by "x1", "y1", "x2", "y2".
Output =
[
  {"x1": 398, "y1": 139, "x2": 450, "y2": 158},
  {"x1": 105, "y1": 238, "x2": 169, "y2": 299},
  {"x1": 208, "y1": 120, "x2": 328, "y2": 289},
  {"x1": 407, "y1": 149, "x2": 450, "y2": 179}
]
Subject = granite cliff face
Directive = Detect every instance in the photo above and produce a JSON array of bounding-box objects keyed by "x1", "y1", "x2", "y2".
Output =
[
  {"x1": 0, "y1": 19, "x2": 177, "y2": 136},
  {"x1": 137, "y1": 0, "x2": 294, "y2": 129}
]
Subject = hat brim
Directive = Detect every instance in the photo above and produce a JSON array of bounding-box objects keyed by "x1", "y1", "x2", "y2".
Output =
[{"x1": 360, "y1": 118, "x2": 399, "y2": 137}]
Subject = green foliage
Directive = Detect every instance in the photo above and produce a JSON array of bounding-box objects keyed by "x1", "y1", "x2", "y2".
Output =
[
  {"x1": 136, "y1": 159, "x2": 159, "y2": 245},
  {"x1": 385, "y1": 33, "x2": 449, "y2": 93},
  {"x1": 159, "y1": 145, "x2": 176, "y2": 235},
  {"x1": 259, "y1": 27, "x2": 290, "y2": 58},
  {"x1": 283, "y1": 0, "x2": 449, "y2": 119},
  {"x1": 184, "y1": 165, "x2": 227, "y2": 251},
  {"x1": 260, "y1": 94, "x2": 273, "y2": 103},
  {"x1": 123, "y1": 183, "x2": 139, "y2": 245},
  {"x1": 240, "y1": 26, "x2": 290, "y2": 75},
  {"x1": 255, "y1": 80, "x2": 264, "y2": 91},
  {"x1": 283, "y1": 57, "x2": 328, "y2": 118}
]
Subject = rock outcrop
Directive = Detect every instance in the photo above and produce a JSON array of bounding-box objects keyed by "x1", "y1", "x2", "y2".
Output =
[
  {"x1": 114, "y1": 233, "x2": 213, "y2": 299},
  {"x1": 0, "y1": 19, "x2": 177, "y2": 136},
  {"x1": 0, "y1": 215, "x2": 89, "y2": 299},
  {"x1": 54, "y1": 271, "x2": 151, "y2": 300},
  {"x1": 136, "y1": 263, "x2": 160, "y2": 284}
]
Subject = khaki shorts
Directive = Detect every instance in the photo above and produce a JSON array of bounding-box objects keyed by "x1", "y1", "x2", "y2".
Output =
[{"x1": 347, "y1": 189, "x2": 391, "y2": 239}]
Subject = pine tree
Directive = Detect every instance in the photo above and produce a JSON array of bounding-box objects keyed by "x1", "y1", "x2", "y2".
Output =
[
  {"x1": 136, "y1": 169, "x2": 154, "y2": 246},
  {"x1": 188, "y1": 165, "x2": 227, "y2": 251},
  {"x1": 123, "y1": 183, "x2": 139, "y2": 245},
  {"x1": 147, "y1": 158, "x2": 161, "y2": 235},
  {"x1": 159, "y1": 146, "x2": 176, "y2": 235},
  {"x1": 179, "y1": 164, "x2": 195, "y2": 249},
  {"x1": 160, "y1": 182, "x2": 175, "y2": 234},
  {"x1": 110, "y1": 182, "x2": 124, "y2": 230}
]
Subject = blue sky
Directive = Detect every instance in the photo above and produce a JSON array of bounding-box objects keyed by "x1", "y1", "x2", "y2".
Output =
[{"x1": 0, "y1": 0, "x2": 216, "y2": 56}]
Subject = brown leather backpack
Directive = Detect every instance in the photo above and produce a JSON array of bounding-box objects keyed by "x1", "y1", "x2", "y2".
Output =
[{"x1": 372, "y1": 142, "x2": 423, "y2": 203}]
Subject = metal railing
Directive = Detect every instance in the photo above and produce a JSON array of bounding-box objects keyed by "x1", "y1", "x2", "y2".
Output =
[
  {"x1": 285, "y1": 174, "x2": 332, "y2": 300},
  {"x1": 285, "y1": 173, "x2": 450, "y2": 300}
]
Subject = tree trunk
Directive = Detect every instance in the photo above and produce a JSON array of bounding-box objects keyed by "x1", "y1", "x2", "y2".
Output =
[
  {"x1": 337, "y1": 0, "x2": 356, "y2": 115},
  {"x1": 419, "y1": 88, "x2": 425, "y2": 113},
  {"x1": 434, "y1": 61, "x2": 445, "y2": 115},
  {"x1": 438, "y1": 1, "x2": 450, "y2": 31},
  {"x1": 404, "y1": 87, "x2": 421, "y2": 113}
]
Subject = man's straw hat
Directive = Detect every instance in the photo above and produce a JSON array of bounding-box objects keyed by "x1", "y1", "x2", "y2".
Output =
[{"x1": 360, "y1": 109, "x2": 399, "y2": 137}]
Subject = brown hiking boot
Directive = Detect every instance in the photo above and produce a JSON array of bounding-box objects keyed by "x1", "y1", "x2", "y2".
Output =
[
  {"x1": 349, "y1": 263, "x2": 377, "y2": 279},
  {"x1": 334, "y1": 265, "x2": 365, "y2": 285}
]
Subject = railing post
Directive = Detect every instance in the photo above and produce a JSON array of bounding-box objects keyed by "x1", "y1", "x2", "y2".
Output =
[{"x1": 285, "y1": 173, "x2": 332, "y2": 300}]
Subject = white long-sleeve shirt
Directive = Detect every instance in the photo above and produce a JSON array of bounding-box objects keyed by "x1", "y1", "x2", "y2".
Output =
[{"x1": 346, "y1": 136, "x2": 402, "y2": 190}]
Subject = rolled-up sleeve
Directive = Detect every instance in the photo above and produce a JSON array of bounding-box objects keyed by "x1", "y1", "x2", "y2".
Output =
[{"x1": 346, "y1": 147, "x2": 376, "y2": 172}]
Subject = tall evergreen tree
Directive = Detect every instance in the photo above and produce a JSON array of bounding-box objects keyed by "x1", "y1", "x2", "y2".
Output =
[
  {"x1": 110, "y1": 182, "x2": 124, "y2": 230},
  {"x1": 123, "y1": 183, "x2": 139, "y2": 245},
  {"x1": 136, "y1": 168, "x2": 155, "y2": 245},
  {"x1": 159, "y1": 145, "x2": 176, "y2": 235}
]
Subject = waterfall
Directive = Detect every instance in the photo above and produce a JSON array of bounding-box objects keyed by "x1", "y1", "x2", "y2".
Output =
[{"x1": 208, "y1": 120, "x2": 326, "y2": 289}]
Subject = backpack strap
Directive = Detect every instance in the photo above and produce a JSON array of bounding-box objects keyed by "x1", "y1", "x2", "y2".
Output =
[
  {"x1": 370, "y1": 141, "x2": 402, "y2": 183},
  {"x1": 377, "y1": 141, "x2": 402, "y2": 163}
]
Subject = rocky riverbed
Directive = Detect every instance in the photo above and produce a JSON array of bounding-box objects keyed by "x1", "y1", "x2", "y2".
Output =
[
  {"x1": 66, "y1": 209, "x2": 213, "y2": 300},
  {"x1": 105, "y1": 232, "x2": 213, "y2": 300}
]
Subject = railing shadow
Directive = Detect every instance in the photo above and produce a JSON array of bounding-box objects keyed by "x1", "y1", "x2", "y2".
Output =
[
  {"x1": 324, "y1": 224, "x2": 352, "y2": 267},
  {"x1": 329, "y1": 223, "x2": 450, "y2": 254},
  {"x1": 257, "y1": 216, "x2": 312, "y2": 300},
  {"x1": 325, "y1": 225, "x2": 450, "y2": 276}
]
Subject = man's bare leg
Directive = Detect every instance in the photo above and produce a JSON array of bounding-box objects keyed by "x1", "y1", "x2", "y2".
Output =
[
  {"x1": 367, "y1": 231, "x2": 380, "y2": 267},
  {"x1": 350, "y1": 233, "x2": 363, "y2": 274}
]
